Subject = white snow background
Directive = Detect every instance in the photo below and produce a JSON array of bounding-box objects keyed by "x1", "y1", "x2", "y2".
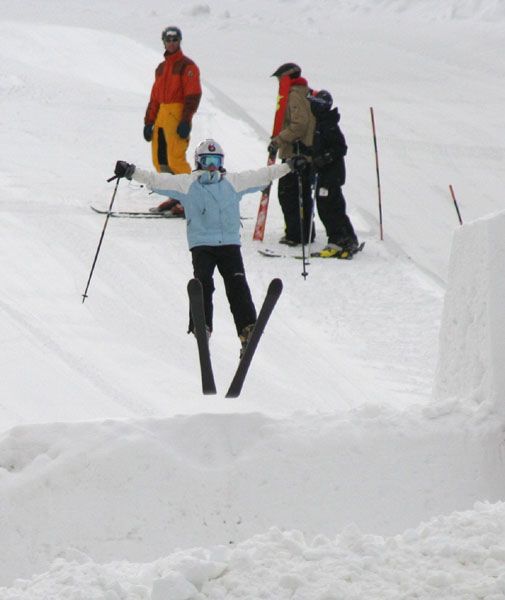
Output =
[{"x1": 0, "y1": 0, "x2": 505, "y2": 598}]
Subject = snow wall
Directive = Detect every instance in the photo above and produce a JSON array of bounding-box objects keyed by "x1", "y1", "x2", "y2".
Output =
[{"x1": 434, "y1": 209, "x2": 505, "y2": 417}]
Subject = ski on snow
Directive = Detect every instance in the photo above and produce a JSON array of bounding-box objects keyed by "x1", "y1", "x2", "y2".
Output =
[
  {"x1": 258, "y1": 242, "x2": 365, "y2": 260},
  {"x1": 225, "y1": 278, "x2": 283, "y2": 398},
  {"x1": 91, "y1": 206, "x2": 183, "y2": 219},
  {"x1": 91, "y1": 206, "x2": 250, "y2": 220},
  {"x1": 187, "y1": 279, "x2": 217, "y2": 395}
]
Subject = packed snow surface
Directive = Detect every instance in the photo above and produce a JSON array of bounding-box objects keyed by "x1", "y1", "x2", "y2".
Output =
[{"x1": 0, "y1": 0, "x2": 504, "y2": 597}]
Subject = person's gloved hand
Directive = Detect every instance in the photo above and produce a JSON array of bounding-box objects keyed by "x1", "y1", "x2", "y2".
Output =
[
  {"x1": 114, "y1": 161, "x2": 136, "y2": 180},
  {"x1": 176, "y1": 120, "x2": 191, "y2": 139},
  {"x1": 297, "y1": 141, "x2": 313, "y2": 156},
  {"x1": 267, "y1": 138, "x2": 279, "y2": 155},
  {"x1": 286, "y1": 155, "x2": 308, "y2": 173},
  {"x1": 143, "y1": 123, "x2": 153, "y2": 142},
  {"x1": 313, "y1": 151, "x2": 333, "y2": 169}
]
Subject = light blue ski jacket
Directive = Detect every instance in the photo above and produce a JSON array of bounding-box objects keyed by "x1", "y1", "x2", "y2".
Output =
[{"x1": 132, "y1": 163, "x2": 290, "y2": 249}]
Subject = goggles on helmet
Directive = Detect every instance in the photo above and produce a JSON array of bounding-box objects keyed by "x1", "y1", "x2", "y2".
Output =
[
  {"x1": 309, "y1": 96, "x2": 329, "y2": 109},
  {"x1": 199, "y1": 154, "x2": 223, "y2": 169},
  {"x1": 308, "y1": 90, "x2": 333, "y2": 112},
  {"x1": 162, "y1": 26, "x2": 182, "y2": 42}
]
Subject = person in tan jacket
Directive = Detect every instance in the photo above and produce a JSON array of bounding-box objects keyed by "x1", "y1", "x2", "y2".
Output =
[
  {"x1": 269, "y1": 63, "x2": 315, "y2": 245},
  {"x1": 144, "y1": 26, "x2": 202, "y2": 215}
]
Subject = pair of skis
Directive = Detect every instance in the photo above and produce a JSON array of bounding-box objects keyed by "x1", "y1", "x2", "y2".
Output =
[{"x1": 187, "y1": 278, "x2": 283, "y2": 398}]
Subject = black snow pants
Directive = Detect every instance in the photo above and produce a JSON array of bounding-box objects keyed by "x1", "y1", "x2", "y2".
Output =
[
  {"x1": 189, "y1": 245, "x2": 256, "y2": 336},
  {"x1": 278, "y1": 168, "x2": 314, "y2": 244},
  {"x1": 315, "y1": 181, "x2": 357, "y2": 246}
]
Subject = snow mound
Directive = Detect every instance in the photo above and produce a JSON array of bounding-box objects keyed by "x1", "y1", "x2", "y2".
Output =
[
  {"x1": 1, "y1": 411, "x2": 504, "y2": 587},
  {"x1": 2, "y1": 501, "x2": 505, "y2": 600}
]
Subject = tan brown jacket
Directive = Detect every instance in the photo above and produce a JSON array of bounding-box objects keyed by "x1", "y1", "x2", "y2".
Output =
[{"x1": 273, "y1": 81, "x2": 315, "y2": 159}]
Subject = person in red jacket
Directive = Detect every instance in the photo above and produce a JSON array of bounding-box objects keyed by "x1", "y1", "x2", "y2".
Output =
[
  {"x1": 269, "y1": 62, "x2": 315, "y2": 245},
  {"x1": 144, "y1": 26, "x2": 202, "y2": 215}
]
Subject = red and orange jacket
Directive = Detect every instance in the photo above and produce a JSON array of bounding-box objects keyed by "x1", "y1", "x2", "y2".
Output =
[{"x1": 144, "y1": 49, "x2": 202, "y2": 125}]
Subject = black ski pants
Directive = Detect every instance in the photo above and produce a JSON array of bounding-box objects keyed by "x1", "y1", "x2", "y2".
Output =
[
  {"x1": 190, "y1": 245, "x2": 257, "y2": 336},
  {"x1": 278, "y1": 168, "x2": 314, "y2": 244},
  {"x1": 315, "y1": 183, "x2": 357, "y2": 246}
]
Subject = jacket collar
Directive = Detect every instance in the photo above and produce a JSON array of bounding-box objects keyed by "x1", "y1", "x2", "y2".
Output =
[
  {"x1": 288, "y1": 76, "x2": 308, "y2": 87},
  {"x1": 315, "y1": 107, "x2": 341, "y2": 122},
  {"x1": 164, "y1": 48, "x2": 183, "y2": 62},
  {"x1": 197, "y1": 170, "x2": 223, "y2": 185}
]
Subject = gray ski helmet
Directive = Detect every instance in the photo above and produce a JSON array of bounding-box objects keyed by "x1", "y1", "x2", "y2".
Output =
[
  {"x1": 161, "y1": 26, "x2": 182, "y2": 42},
  {"x1": 271, "y1": 62, "x2": 301, "y2": 79},
  {"x1": 309, "y1": 90, "x2": 333, "y2": 114},
  {"x1": 194, "y1": 139, "x2": 224, "y2": 169}
]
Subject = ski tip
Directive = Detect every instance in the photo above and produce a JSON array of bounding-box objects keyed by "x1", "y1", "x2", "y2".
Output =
[
  {"x1": 187, "y1": 278, "x2": 202, "y2": 292},
  {"x1": 269, "y1": 278, "x2": 283, "y2": 294}
]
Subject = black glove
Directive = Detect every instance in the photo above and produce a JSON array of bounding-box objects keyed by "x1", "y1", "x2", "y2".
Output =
[
  {"x1": 286, "y1": 155, "x2": 308, "y2": 173},
  {"x1": 114, "y1": 161, "x2": 136, "y2": 180},
  {"x1": 297, "y1": 141, "x2": 313, "y2": 156},
  {"x1": 313, "y1": 151, "x2": 333, "y2": 169},
  {"x1": 176, "y1": 120, "x2": 191, "y2": 139},
  {"x1": 143, "y1": 123, "x2": 153, "y2": 142},
  {"x1": 267, "y1": 140, "x2": 279, "y2": 155}
]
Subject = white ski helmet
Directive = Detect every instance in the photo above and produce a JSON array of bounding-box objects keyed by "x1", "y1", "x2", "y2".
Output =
[{"x1": 194, "y1": 139, "x2": 225, "y2": 170}]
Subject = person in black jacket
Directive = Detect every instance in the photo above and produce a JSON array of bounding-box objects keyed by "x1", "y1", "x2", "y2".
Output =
[{"x1": 308, "y1": 90, "x2": 359, "y2": 258}]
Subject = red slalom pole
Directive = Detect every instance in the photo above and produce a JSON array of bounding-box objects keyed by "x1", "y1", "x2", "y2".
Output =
[
  {"x1": 448, "y1": 184, "x2": 463, "y2": 226},
  {"x1": 370, "y1": 107, "x2": 384, "y2": 241}
]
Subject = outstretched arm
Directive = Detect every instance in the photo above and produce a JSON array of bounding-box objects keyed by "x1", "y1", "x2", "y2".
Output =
[
  {"x1": 132, "y1": 168, "x2": 195, "y2": 202},
  {"x1": 226, "y1": 162, "x2": 291, "y2": 195}
]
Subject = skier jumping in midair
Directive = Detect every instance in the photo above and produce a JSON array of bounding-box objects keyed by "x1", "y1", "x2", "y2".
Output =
[{"x1": 114, "y1": 139, "x2": 306, "y2": 355}]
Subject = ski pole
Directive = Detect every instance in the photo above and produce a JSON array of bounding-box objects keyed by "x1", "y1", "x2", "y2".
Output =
[
  {"x1": 448, "y1": 184, "x2": 463, "y2": 226},
  {"x1": 297, "y1": 170, "x2": 309, "y2": 280},
  {"x1": 307, "y1": 171, "x2": 318, "y2": 259},
  {"x1": 81, "y1": 176, "x2": 121, "y2": 303},
  {"x1": 370, "y1": 107, "x2": 384, "y2": 241}
]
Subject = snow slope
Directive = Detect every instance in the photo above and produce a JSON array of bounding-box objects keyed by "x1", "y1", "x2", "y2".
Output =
[{"x1": 0, "y1": 0, "x2": 505, "y2": 596}]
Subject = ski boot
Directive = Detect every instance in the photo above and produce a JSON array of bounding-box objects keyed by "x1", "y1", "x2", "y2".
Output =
[
  {"x1": 239, "y1": 324, "x2": 255, "y2": 359},
  {"x1": 279, "y1": 236, "x2": 299, "y2": 247},
  {"x1": 318, "y1": 240, "x2": 361, "y2": 259},
  {"x1": 149, "y1": 198, "x2": 184, "y2": 217}
]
